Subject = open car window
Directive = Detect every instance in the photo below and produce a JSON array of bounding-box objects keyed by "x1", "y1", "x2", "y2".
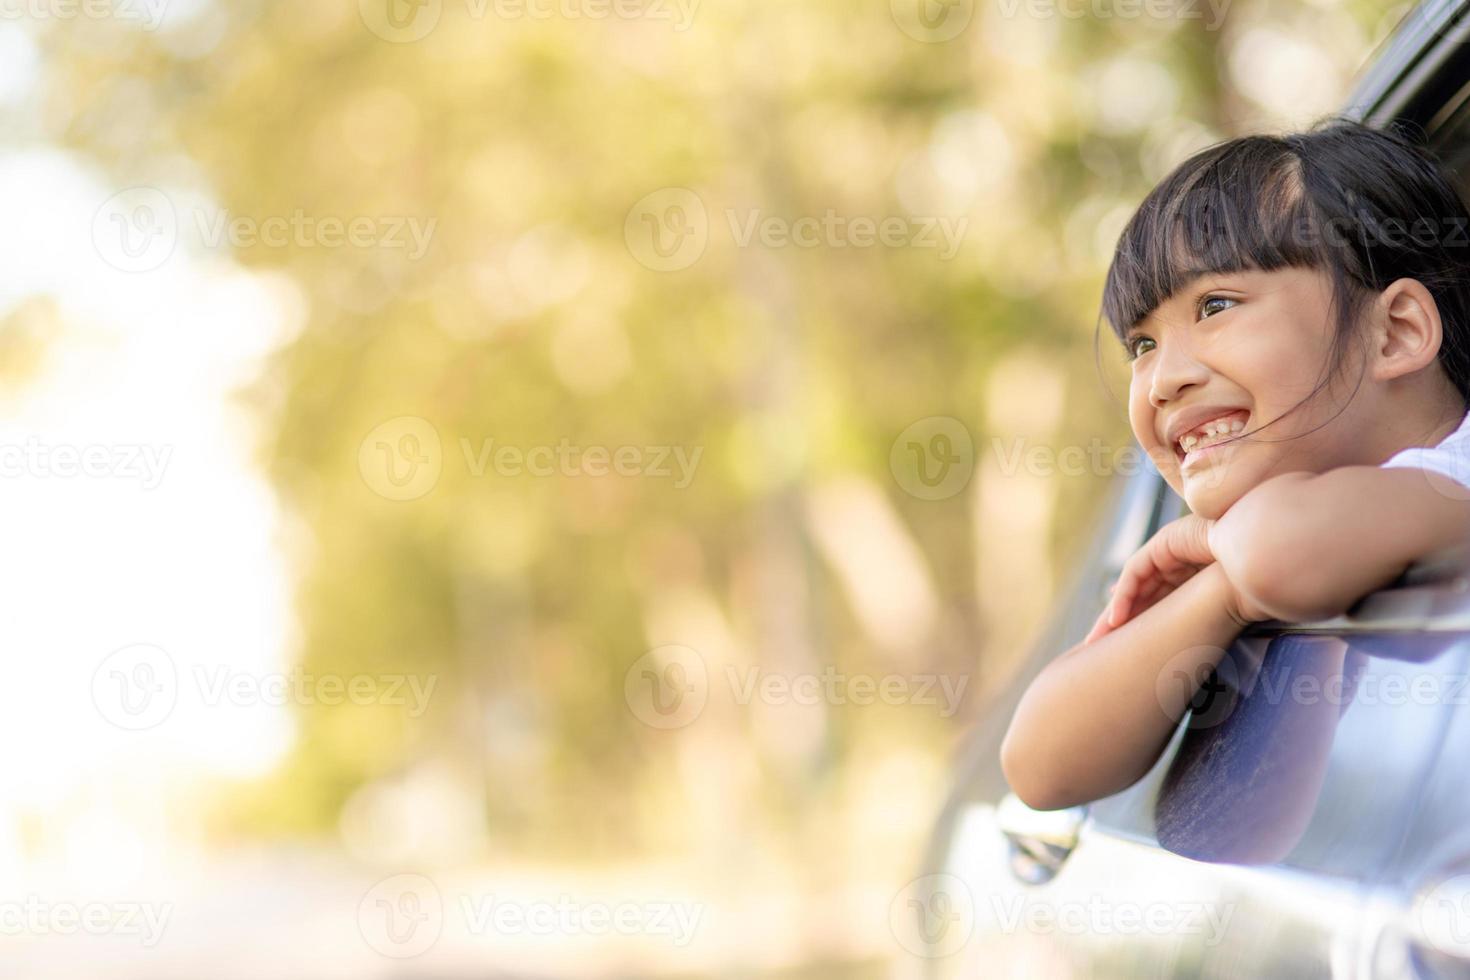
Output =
[
  {"x1": 1091, "y1": 492, "x2": 1470, "y2": 858},
  {"x1": 1089, "y1": 629, "x2": 1470, "y2": 880},
  {"x1": 937, "y1": 0, "x2": 1470, "y2": 848}
]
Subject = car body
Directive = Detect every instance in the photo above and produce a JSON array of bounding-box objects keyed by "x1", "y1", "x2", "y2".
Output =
[{"x1": 917, "y1": 3, "x2": 1470, "y2": 976}]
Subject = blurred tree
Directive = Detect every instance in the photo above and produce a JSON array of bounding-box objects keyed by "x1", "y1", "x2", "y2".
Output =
[{"x1": 41, "y1": 0, "x2": 1406, "y2": 868}]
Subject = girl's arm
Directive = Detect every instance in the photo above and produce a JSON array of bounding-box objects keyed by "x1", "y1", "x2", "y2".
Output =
[
  {"x1": 999, "y1": 560, "x2": 1251, "y2": 811},
  {"x1": 1209, "y1": 467, "x2": 1470, "y2": 623},
  {"x1": 1000, "y1": 463, "x2": 1470, "y2": 812}
]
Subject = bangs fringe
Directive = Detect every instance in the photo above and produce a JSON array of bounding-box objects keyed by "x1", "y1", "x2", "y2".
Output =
[
  {"x1": 1102, "y1": 139, "x2": 1332, "y2": 339},
  {"x1": 1096, "y1": 117, "x2": 1470, "y2": 412}
]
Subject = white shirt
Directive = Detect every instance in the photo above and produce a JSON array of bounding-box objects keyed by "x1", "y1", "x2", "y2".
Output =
[{"x1": 1380, "y1": 407, "x2": 1470, "y2": 490}]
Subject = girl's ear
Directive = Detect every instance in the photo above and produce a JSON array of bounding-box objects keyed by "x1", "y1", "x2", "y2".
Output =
[{"x1": 1371, "y1": 277, "x2": 1444, "y2": 383}]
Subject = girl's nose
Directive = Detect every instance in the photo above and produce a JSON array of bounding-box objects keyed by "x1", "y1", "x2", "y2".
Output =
[{"x1": 1147, "y1": 337, "x2": 1211, "y2": 408}]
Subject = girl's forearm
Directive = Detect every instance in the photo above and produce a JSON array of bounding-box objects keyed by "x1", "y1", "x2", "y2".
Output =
[
  {"x1": 999, "y1": 562, "x2": 1246, "y2": 811},
  {"x1": 1213, "y1": 467, "x2": 1470, "y2": 623}
]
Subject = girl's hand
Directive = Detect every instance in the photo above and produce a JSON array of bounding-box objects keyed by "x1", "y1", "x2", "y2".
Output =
[{"x1": 1083, "y1": 514, "x2": 1217, "y2": 643}]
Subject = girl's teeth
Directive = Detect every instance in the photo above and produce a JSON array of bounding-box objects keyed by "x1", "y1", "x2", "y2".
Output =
[{"x1": 1179, "y1": 415, "x2": 1246, "y2": 455}]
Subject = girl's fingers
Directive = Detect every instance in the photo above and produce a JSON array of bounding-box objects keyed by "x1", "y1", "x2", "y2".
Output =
[
  {"x1": 1112, "y1": 579, "x2": 1150, "y2": 626},
  {"x1": 1135, "y1": 560, "x2": 1210, "y2": 619},
  {"x1": 1123, "y1": 583, "x2": 1158, "y2": 623},
  {"x1": 1118, "y1": 562, "x2": 1175, "y2": 625},
  {"x1": 1111, "y1": 576, "x2": 1144, "y2": 624},
  {"x1": 1110, "y1": 594, "x2": 1130, "y2": 626},
  {"x1": 1132, "y1": 576, "x2": 1170, "y2": 616},
  {"x1": 1111, "y1": 561, "x2": 1147, "y2": 611},
  {"x1": 1084, "y1": 607, "x2": 1112, "y2": 644},
  {"x1": 1110, "y1": 563, "x2": 1157, "y2": 626},
  {"x1": 1097, "y1": 517, "x2": 1216, "y2": 636}
]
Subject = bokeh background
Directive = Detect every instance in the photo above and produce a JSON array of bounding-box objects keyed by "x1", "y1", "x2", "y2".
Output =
[{"x1": 0, "y1": 0, "x2": 1414, "y2": 975}]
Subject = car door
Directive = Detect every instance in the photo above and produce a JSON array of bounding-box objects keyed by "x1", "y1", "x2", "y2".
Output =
[
  {"x1": 910, "y1": 454, "x2": 1196, "y2": 978},
  {"x1": 1360, "y1": 617, "x2": 1470, "y2": 979},
  {"x1": 925, "y1": 576, "x2": 1470, "y2": 979},
  {"x1": 1136, "y1": 625, "x2": 1467, "y2": 979}
]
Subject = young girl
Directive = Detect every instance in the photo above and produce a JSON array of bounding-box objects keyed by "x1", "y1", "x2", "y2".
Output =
[{"x1": 999, "y1": 117, "x2": 1470, "y2": 812}]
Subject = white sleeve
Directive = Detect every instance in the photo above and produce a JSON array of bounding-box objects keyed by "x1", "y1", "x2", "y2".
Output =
[{"x1": 1381, "y1": 440, "x2": 1470, "y2": 493}]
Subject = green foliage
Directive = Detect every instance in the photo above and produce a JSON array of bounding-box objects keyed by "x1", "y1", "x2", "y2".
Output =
[{"x1": 46, "y1": 0, "x2": 1401, "y2": 864}]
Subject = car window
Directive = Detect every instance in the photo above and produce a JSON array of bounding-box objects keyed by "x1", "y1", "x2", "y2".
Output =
[
  {"x1": 1093, "y1": 629, "x2": 1469, "y2": 883},
  {"x1": 1431, "y1": 88, "x2": 1470, "y2": 197},
  {"x1": 1391, "y1": 657, "x2": 1470, "y2": 884},
  {"x1": 1091, "y1": 0, "x2": 1470, "y2": 878}
]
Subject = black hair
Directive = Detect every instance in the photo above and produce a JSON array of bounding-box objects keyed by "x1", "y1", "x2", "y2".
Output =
[{"x1": 1097, "y1": 116, "x2": 1470, "y2": 444}]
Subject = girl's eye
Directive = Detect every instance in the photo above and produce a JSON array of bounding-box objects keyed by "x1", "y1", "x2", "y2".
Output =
[
  {"x1": 1126, "y1": 335, "x2": 1155, "y2": 360},
  {"x1": 1199, "y1": 295, "x2": 1237, "y2": 319}
]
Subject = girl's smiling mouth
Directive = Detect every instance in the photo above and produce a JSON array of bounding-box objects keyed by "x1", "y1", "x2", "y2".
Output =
[{"x1": 1171, "y1": 409, "x2": 1250, "y2": 469}]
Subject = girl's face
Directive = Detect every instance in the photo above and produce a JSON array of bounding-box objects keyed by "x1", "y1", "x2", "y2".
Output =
[{"x1": 1126, "y1": 265, "x2": 1370, "y2": 519}]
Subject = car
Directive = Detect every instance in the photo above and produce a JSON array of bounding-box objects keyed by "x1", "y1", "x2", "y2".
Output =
[{"x1": 915, "y1": 2, "x2": 1470, "y2": 976}]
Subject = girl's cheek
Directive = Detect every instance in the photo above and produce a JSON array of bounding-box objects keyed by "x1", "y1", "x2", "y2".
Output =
[
  {"x1": 1130, "y1": 410, "x2": 1158, "y2": 457},
  {"x1": 1127, "y1": 380, "x2": 1150, "y2": 428}
]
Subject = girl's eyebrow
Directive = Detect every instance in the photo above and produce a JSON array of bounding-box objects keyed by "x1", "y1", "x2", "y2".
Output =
[
  {"x1": 1124, "y1": 270, "x2": 1249, "y2": 340},
  {"x1": 1184, "y1": 270, "x2": 1250, "y2": 294},
  {"x1": 1140, "y1": 273, "x2": 1244, "y2": 333},
  {"x1": 1170, "y1": 272, "x2": 1222, "y2": 304}
]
